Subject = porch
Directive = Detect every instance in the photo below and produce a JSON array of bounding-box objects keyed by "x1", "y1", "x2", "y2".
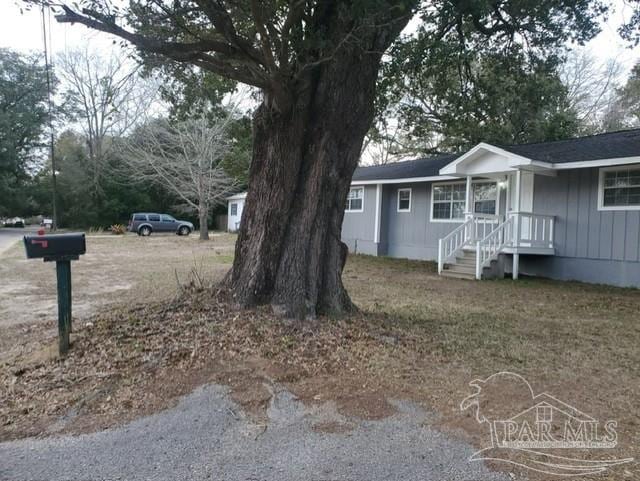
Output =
[
  {"x1": 436, "y1": 151, "x2": 557, "y2": 280},
  {"x1": 437, "y1": 211, "x2": 555, "y2": 280}
]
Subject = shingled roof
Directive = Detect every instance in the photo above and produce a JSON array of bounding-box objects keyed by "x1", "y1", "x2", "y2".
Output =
[
  {"x1": 498, "y1": 128, "x2": 640, "y2": 163},
  {"x1": 352, "y1": 153, "x2": 459, "y2": 182},
  {"x1": 352, "y1": 128, "x2": 640, "y2": 182}
]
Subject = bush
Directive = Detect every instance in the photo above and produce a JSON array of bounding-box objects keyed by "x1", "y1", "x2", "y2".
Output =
[{"x1": 110, "y1": 224, "x2": 126, "y2": 235}]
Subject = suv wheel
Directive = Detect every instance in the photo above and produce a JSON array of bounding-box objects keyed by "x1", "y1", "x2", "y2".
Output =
[
  {"x1": 139, "y1": 225, "x2": 152, "y2": 236},
  {"x1": 178, "y1": 226, "x2": 190, "y2": 236}
]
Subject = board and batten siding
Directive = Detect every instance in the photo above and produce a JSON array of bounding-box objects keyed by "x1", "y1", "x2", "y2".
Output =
[
  {"x1": 341, "y1": 182, "x2": 465, "y2": 261},
  {"x1": 382, "y1": 183, "x2": 463, "y2": 260},
  {"x1": 341, "y1": 185, "x2": 379, "y2": 255},
  {"x1": 520, "y1": 167, "x2": 640, "y2": 287}
]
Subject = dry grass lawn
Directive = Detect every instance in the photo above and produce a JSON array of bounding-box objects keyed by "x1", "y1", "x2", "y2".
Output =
[
  {"x1": 1, "y1": 236, "x2": 638, "y2": 480},
  {"x1": 0, "y1": 232, "x2": 235, "y2": 329}
]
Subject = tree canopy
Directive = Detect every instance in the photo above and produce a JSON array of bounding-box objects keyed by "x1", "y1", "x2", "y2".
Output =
[
  {"x1": 0, "y1": 49, "x2": 51, "y2": 216},
  {"x1": 46, "y1": 0, "x2": 609, "y2": 113},
  {"x1": 376, "y1": 44, "x2": 580, "y2": 154}
]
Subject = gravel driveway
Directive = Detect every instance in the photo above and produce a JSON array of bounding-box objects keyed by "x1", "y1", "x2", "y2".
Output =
[{"x1": 0, "y1": 384, "x2": 510, "y2": 481}]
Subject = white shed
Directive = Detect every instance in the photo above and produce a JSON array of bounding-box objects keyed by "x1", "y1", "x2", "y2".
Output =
[{"x1": 226, "y1": 192, "x2": 247, "y2": 232}]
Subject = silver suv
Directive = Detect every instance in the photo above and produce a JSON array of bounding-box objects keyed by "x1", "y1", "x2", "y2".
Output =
[{"x1": 128, "y1": 213, "x2": 194, "y2": 236}]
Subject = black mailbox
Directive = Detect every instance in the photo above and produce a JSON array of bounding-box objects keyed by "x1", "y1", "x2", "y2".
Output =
[
  {"x1": 24, "y1": 233, "x2": 86, "y2": 261},
  {"x1": 23, "y1": 231, "x2": 87, "y2": 355}
]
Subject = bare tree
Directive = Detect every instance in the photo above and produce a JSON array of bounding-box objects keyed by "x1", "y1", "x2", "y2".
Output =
[
  {"x1": 57, "y1": 47, "x2": 159, "y2": 197},
  {"x1": 120, "y1": 115, "x2": 236, "y2": 240},
  {"x1": 362, "y1": 118, "x2": 405, "y2": 166},
  {"x1": 559, "y1": 49, "x2": 624, "y2": 132}
]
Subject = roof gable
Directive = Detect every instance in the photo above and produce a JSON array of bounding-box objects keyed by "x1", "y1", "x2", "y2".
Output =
[{"x1": 439, "y1": 143, "x2": 539, "y2": 176}]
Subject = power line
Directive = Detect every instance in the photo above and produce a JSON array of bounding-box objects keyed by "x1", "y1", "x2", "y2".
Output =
[{"x1": 41, "y1": 4, "x2": 58, "y2": 231}]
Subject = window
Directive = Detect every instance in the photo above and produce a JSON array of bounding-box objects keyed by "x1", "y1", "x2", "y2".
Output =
[
  {"x1": 161, "y1": 215, "x2": 175, "y2": 222},
  {"x1": 345, "y1": 187, "x2": 364, "y2": 212},
  {"x1": 397, "y1": 188, "x2": 411, "y2": 212},
  {"x1": 599, "y1": 166, "x2": 640, "y2": 210},
  {"x1": 148, "y1": 214, "x2": 160, "y2": 222},
  {"x1": 431, "y1": 181, "x2": 498, "y2": 221},
  {"x1": 431, "y1": 183, "x2": 466, "y2": 221},
  {"x1": 133, "y1": 214, "x2": 147, "y2": 221},
  {"x1": 230, "y1": 203, "x2": 238, "y2": 216},
  {"x1": 473, "y1": 183, "x2": 497, "y2": 215}
]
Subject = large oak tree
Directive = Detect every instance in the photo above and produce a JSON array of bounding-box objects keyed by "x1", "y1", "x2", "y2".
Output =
[{"x1": 39, "y1": 0, "x2": 607, "y2": 319}]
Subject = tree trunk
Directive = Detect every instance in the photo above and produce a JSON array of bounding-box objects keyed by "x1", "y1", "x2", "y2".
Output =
[
  {"x1": 230, "y1": 10, "x2": 409, "y2": 320},
  {"x1": 199, "y1": 205, "x2": 209, "y2": 241}
]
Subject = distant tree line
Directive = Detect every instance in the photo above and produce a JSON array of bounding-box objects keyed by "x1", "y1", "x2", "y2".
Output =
[{"x1": 0, "y1": 47, "x2": 251, "y2": 229}]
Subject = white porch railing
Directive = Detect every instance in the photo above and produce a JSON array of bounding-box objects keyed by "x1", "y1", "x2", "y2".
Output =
[
  {"x1": 511, "y1": 212, "x2": 555, "y2": 249},
  {"x1": 437, "y1": 215, "x2": 500, "y2": 274},
  {"x1": 475, "y1": 216, "x2": 514, "y2": 279},
  {"x1": 439, "y1": 212, "x2": 555, "y2": 279},
  {"x1": 474, "y1": 212, "x2": 555, "y2": 279},
  {"x1": 438, "y1": 218, "x2": 472, "y2": 274}
]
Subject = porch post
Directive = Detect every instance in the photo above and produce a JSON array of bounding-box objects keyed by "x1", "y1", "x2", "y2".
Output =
[
  {"x1": 505, "y1": 174, "x2": 511, "y2": 217},
  {"x1": 513, "y1": 170, "x2": 522, "y2": 280},
  {"x1": 464, "y1": 175, "x2": 473, "y2": 219},
  {"x1": 373, "y1": 183, "x2": 382, "y2": 255},
  {"x1": 514, "y1": 170, "x2": 522, "y2": 213}
]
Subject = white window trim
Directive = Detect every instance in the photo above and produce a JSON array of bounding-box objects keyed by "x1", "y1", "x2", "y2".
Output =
[
  {"x1": 397, "y1": 188, "x2": 412, "y2": 212},
  {"x1": 429, "y1": 179, "x2": 498, "y2": 223},
  {"x1": 229, "y1": 202, "x2": 238, "y2": 216},
  {"x1": 345, "y1": 186, "x2": 365, "y2": 213},
  {"x1": 597, "y1": 165, "x2": 640, "y2": 211}
]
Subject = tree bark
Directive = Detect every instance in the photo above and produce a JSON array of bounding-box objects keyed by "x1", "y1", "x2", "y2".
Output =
[
  {"x1": 230, "y1": 12, "x2": 409, "y2": 319},
  {"x1": 199, "y1": 205, "x2": 209, "y2": 240}
]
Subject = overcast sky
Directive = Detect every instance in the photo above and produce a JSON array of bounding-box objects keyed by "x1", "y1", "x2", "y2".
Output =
[{"x1": 1, "y1": 1, "x2": 639, "y2": 76}]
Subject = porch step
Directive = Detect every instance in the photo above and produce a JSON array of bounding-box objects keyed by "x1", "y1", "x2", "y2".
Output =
[
  {"x1": 455, "y1": 250, "x2": 477, "y2": 265},
  {"x1": 442, "y1": 262, "x2": 477, "y2": 280},
  {"x1": 440, "y1": 269, "x2": 476, "y2": 280},
  {"x1": 442, "y1": 249, "x2": 478, "y2": 280},
  {"x1": 455, "y1": 256, "x2": 477, "y2": 266}
]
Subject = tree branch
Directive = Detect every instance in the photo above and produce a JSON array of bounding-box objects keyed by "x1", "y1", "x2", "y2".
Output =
[{"x1": 55, "y1": 5, "x2": 270, "y2": 88}]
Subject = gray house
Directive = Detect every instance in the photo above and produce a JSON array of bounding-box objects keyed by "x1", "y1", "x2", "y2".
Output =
[{"x1": 343, "y1": 129, "x2": 640, "y2": 287}]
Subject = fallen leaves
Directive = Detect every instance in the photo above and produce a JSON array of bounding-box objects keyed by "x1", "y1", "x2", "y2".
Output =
[{"x1": 0, "y1": 287, "x2": 406, "y2": 440}]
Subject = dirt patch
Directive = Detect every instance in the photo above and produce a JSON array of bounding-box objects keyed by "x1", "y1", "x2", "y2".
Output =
[{"x1": 293, "y1": 375, "x2": 397, "y2": 421}]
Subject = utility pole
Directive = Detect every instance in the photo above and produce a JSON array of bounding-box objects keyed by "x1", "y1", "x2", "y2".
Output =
[{"x1": 42, "y1": 5, "x2": 58, "y2": 231}]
